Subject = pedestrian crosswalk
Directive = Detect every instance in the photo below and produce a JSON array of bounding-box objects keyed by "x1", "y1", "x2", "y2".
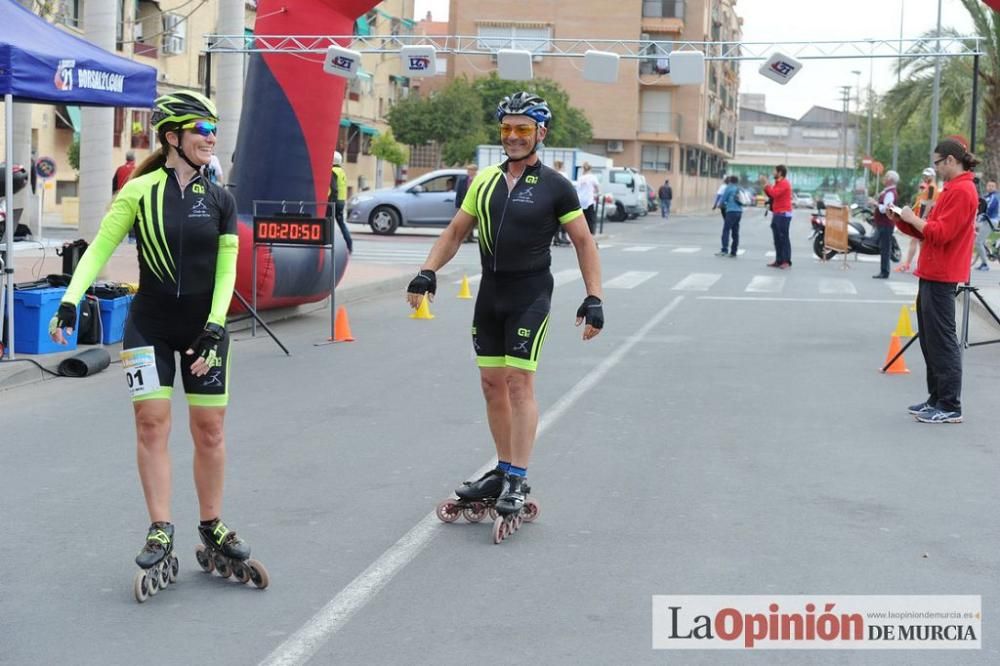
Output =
[{"x1": 360, "y1": 240, "x2": 924, "y2": 300}]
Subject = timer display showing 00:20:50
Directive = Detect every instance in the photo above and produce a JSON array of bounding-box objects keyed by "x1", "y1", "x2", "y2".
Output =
[{"x1": 255, "y1": 221, "x2": 325, "y2": 243}]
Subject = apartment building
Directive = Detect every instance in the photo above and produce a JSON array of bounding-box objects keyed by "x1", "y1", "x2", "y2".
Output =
[
  {"x1": 9, "y1": 0, "x2": 255, "y2": 222},
  {"x1": 338, "y1": 1, "x2": 415, "y2": 197},
  {"x1": 731, "y1": 97, "x2": 860, "y2": 196},
  {"x1": 440, "y1": 0, "x2": 741, "y2": 212}
]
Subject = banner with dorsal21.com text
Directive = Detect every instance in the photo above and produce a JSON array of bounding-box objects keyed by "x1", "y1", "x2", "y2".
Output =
[{"x1": 652, "y1": 596, "x2": 981, "y2": 650}]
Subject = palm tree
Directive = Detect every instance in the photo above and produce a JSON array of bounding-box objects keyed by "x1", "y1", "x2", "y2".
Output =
[{"x1": 883, "y1": 0, "x2": 1000, "y2": 180}]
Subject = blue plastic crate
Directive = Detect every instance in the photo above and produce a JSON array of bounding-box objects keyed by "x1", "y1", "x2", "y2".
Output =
[
  {"x1": 13, "y1": 287, "x2": 78, "y2": 354},
  {"x1": 98, "y1": 294, "x2": 133, "y2": 345}
]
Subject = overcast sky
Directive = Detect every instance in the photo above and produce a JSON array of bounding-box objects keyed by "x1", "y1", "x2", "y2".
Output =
[{"x1": 412, "y1": 0, "x2": 977, "y2": 119}]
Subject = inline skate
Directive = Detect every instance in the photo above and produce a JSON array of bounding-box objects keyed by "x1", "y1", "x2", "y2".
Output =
[
  {"x1": 491, "y1": 473, "x2": 535, "y2": 544},
  {"x1": 133, "y1": 522, "x2": 179, "y2": 603},
  {"x1": 436, "y1": 469, "x2": 539, "y2": 539},
  {"x1": 194, "y1": 519, "x2": 269, "y2": 589}
]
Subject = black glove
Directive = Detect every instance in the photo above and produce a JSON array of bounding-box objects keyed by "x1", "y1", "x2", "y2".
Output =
[
  {"x1": 48, "y1": 302, "x2": 77, "y2": 336},
  {"x1": 576, "y1": 295, "x2": 604, "y2": 329},
  {"x1": 407, "y1": 269, "x2": 436, "y2": 296},
  {"x1": 188, "y1": 323, "x2": 225, "y2": 363}
]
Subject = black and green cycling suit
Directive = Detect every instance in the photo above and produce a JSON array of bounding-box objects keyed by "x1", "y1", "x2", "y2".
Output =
[
  {"x1": 62, "y1": 166, "x2": 239, "y2": 406},
  {"x1": 461, "y1": 160, "x2": 582, "y2": 371}
]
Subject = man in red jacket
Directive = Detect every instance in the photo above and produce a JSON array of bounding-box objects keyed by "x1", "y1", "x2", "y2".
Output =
[
  {"x1": 760, "y1": 164, "x2": 793, "y2": 268},
  {"x1": 892, "y1": 138, "x2": 980, "y2": 424}
]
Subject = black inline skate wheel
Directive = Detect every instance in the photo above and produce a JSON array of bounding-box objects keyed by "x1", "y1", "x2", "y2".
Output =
[
  {"x1": 492, "y1": 516, "x2": 507, "y2": 544},
  {"x1": 194, "y1": 544, "x2": 214, "y2": 573},
  {"x1": 147, "y1": 566, "x2": 160, "y2": 595},
  {"x1": 246, "y1": 558, "x2": 270, "y2": 590},
  {"x1": 133, "y1": 570, "x2": 150, "y2": 603},
  {"x1": 435, "y1": 499, "x2": 461, "y2": 523},
  {"x1": 214, "y1": 554, "x2": 232, "y2": 578},
  {"x1": 522, "y1": 500, "x2": 540, "y2": 523},
  {"x1": 158, "y1": 562, "x2": 171, "y2": 588},
  {"x1": 232, "y1": 561, "x2": 250, "y2": 585},
  {"x1": 168, "y1": 555, "x2": 179, "y2": 583},
  {"x1": 463, "y1": 502, "x2": 487, "y2": 523}
]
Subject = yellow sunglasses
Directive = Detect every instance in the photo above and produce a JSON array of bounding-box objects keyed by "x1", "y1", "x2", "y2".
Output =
[{"x1": 499, "y1": 123, "x2": 538, "y2": 138}]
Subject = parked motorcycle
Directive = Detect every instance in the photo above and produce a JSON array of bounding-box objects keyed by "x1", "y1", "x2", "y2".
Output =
[{"x1": 810, "y1": 204, "x2": 901, "y2": 262}]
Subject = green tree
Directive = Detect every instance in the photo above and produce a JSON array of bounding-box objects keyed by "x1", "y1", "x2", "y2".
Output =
[
  {"x1": 387, "y1": 78, "x2": 485, "y2": 165},
  {"x1": 882, "y1": 0, "x2": 999, "y2": 180},
  {"x1": 386, "y1": 74, "x2": 593, "y2": 165},
  {"x1": 67, "y1": 135, "x2": 80, "y2": 172},
  {"x1": 370, "y1": 129, "x2": 409, "y2": 166},
  {"x1": 471, "y1": 73, "x2": 593, "y2": 148}
]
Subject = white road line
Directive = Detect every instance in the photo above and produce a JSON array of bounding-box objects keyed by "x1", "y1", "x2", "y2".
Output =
[
  {"x1": 623, "y1": 245, "x2": 655, "y2": 252},
  {"x1": 258, "y1": 297, "x2": 688, "y2": 666},
  {"x1": 604, "y1": 270, "x2": 657, "y2": 289},
  {"x1": 699, "y1": 296, "x2": 912, "y2": 304},
  {"x1": 552, "y1": 268, "x2": 581, "y2": 287},
  {"x1": 671, "y1": 247, "x2": 700, "y2": 254},
  {"x1": 818, "y1": 278, "x2": 858, "y2": 295},
  {"x1": 887, "y1": 282, "x2": 919, "y2": 296},
  {"x1": 745, "y1": 275, "x2": 785, "y2": 293},
  {"x1": 672, "y1": 273, "x2": 721, "y2": 291},
  {"x1": 765, "y1": 250, "x2": 776, "y2": 258}
]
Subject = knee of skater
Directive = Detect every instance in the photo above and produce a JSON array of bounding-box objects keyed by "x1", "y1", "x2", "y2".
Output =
[
  {"x1": 505, "y1": 374, "x2": 535, "y2": 403},
  {"x1": 192, "y1": 424, "x2": 225, "y2": 452},
  {"x1": 135, "y1": 413, "x2": 170, "y2": 447}
]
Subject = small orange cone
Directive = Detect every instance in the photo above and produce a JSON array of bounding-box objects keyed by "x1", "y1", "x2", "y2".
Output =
[
  {"x1": 457, "y1": 274, "x2": 472, "y2": 299},
  {"x1": 892, "y1": 305, "x2": 915, "y2": 338},
  {"x1": 410, "y1": 294, "x2": 435, "y2": 319},
  {"x1": 881, "y1": 335, "x2": 910, "y2": 374},
  {"x1": 332, "y1": 305, "x2": 355, "y2": 342}
]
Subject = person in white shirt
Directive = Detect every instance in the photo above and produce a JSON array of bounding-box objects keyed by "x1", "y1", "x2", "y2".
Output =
[{"x1": 575, "y1": 161, "x2": 600, "y2": 237}]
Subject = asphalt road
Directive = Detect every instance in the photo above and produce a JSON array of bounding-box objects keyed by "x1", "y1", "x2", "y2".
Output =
[{"x1": 2, "y1": 209, "x2": 998, "y2": 665}]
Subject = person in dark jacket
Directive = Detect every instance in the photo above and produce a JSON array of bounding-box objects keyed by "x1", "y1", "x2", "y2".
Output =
[{"x1": 657, "y1": 179, "x2": 673, "y2": 219}]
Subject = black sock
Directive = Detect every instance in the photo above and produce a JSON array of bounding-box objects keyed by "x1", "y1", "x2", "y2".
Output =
[{"x1": 200, "y1": 518, "x2": 219, "y2": 527}]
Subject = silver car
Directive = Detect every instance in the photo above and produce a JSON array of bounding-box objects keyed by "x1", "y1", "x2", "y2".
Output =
[{"x1": 346, "y1": 168, "x2": 467, "y2": 235}]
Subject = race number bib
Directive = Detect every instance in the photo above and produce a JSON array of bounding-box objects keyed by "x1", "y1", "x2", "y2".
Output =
[{"x1": 120, "y1": 346, "x2": 161, "y2": 398}]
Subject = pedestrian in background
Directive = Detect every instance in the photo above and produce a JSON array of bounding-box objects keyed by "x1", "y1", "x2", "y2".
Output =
[
  {"x1": 113, "y1": 150, "x2": 136, "y2": 195},
  {"x1": 327, "y1": 150, "x2": 352, "y2": 253},
  {"x1": 869, "y1": 170, "x2": 899, "y2": 279},
  {"x1": 716, "y1": 175, "x2": 742, "y2": 257},
  {"x1": 761, "y1": 165, "x2": 793, "y2": 268},
  {"x1": 658, "y1": 178, "x2": 672, "y2": 219},
  {"x1": 972, "y1": 180, "x2": 997, "y2": 271},
  {"x1": 892, "y1": 137, "x2": 979, "y2": 424},
  {"x1": 551, "y1": 159, "x2": 571, "y2": 246},
  {"x1": 576, "y1": 161, "x2": 600, "y2": 237},
  {"x1": 897, "y1": 168, "x2": 938, "y2": 273},
  {"x1": 711, "y1": 175, "x2": 728, "y2": 224}
]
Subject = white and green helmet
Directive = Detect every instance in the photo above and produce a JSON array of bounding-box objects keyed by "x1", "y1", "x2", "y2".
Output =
[{"x1": 151, "y1": 91, "x2": 218, "y2": 131}]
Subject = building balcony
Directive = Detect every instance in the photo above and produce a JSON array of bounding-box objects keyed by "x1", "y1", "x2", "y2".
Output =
[
  {"x1": 641, "y1": 0, "x2": 685, "y2": 32},
  {"x1": 637, "y1": 112, "x2": 682, "y2": 142}
]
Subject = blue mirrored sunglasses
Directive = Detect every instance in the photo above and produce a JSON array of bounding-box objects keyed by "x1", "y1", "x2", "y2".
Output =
[{"x1": 180, "y1": 120, "x2": 217, "y2": 136}]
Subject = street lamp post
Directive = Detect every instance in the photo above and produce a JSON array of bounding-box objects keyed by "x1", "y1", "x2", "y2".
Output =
[
  {"x1": 929, "y1": 0, "x2": 943, "y2": 164},
  {"x1": 852, "y1": 69, "x2": 862, "y2": 195}
]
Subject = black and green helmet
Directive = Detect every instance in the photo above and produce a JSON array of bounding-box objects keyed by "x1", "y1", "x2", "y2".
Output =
[{"x1": 151, "y1": 91, "x2": 218, "y2": 131}]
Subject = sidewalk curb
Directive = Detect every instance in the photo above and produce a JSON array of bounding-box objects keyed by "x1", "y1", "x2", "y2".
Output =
[{"x1": 0, "y1": 267, "x2": 447, "y2": 394}]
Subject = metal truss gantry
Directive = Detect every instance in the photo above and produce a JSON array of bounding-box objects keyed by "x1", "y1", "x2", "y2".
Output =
[{"x1": 204, "y1": 34, "x2": 983, "y2": 61}]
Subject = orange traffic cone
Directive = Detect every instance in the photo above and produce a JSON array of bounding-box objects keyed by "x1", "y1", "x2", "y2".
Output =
[
  {"x1": 331, "y1": 305, "x2": 355, "y2": 342},
  {"x1": 457, "y1": 274, "x2": 472, "y2": 299},
  {"x1": 881, "y1": 335, "x2": 910, "y2": 374},
  {"x1": 410, "y1": 294, "x2": 435, "y2": 319}
]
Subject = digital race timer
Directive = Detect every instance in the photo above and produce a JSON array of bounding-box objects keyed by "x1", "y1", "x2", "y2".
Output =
[{"x1": 252, "y1": 216, "x2": 331, "y2": 245}]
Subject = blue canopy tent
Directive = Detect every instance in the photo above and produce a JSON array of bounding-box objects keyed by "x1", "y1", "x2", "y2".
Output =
[{"x1": 0, "y1": 0, "x2": 157, "y2": 358}]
